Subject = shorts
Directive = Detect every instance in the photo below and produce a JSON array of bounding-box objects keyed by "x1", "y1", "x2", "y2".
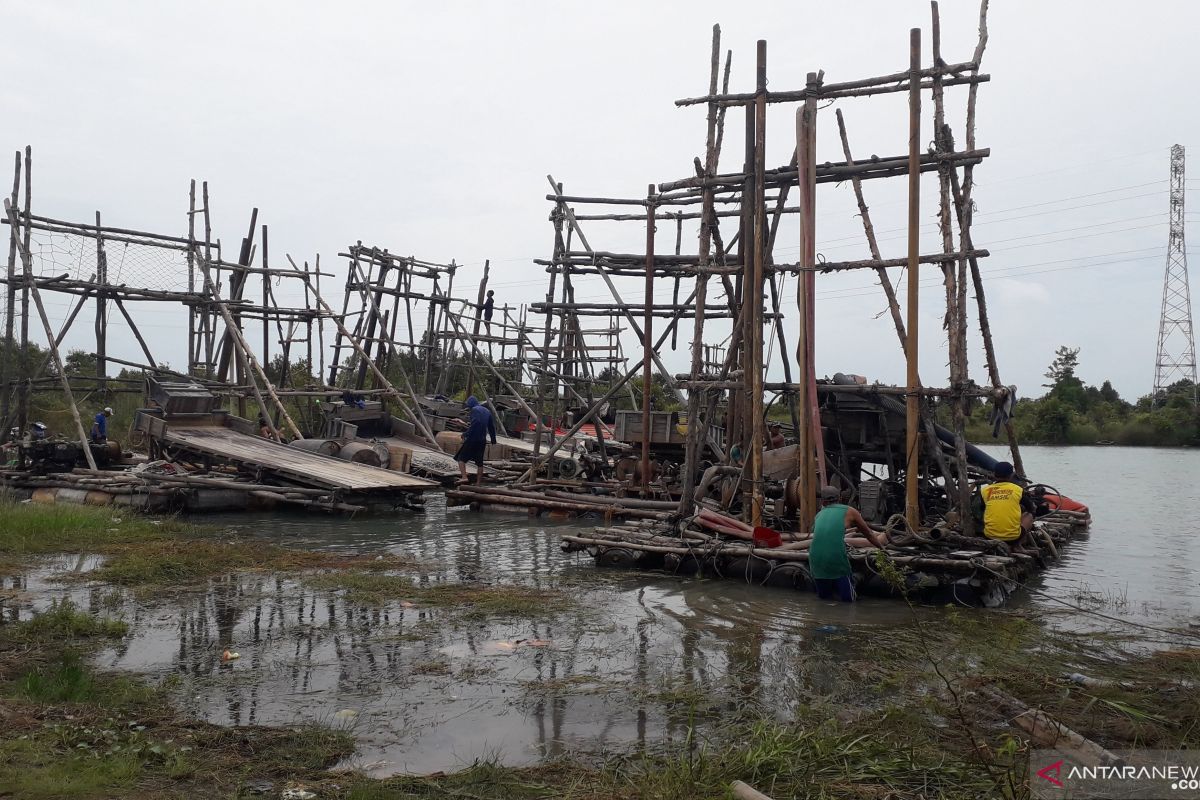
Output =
[
  {"x1": 455, "y1": 438, "x2": 487, "y2": 467},
  {"x1": 814, "y1": 575, "x2": 856, "y2": 602}
]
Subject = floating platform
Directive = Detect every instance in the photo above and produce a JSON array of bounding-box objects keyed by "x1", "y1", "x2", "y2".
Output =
[{"x1": 560, "y1": 510, "x2": 1091, "y2": 608}]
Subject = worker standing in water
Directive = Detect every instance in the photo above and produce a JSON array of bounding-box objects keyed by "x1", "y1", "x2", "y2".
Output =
[
  {"x1": 455, "y1": 396, "x2": 496, "y2": 486},
  {"x1": 91, "y1": 406, "x2": 113, "y2": 443},
  {"x1": 808, "y1": 486, "x2": 888, "y2": 602}
]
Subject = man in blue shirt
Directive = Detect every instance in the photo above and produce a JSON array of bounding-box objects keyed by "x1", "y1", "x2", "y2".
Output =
[
  {"x1": 91, "y1": 407, "x2": 113, "y2": 443},
  {"x1": 455, "y1": 396, "x2": 496, "y2": 485}
]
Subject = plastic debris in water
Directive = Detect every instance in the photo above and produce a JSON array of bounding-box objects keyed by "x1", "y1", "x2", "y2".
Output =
[
  {"x1": 221, "y1": 649, "x2": 240, "y2": 662},
  {"x1": 492, "y1": 639, "x2": 553, "y2": 651},
  {"x1": 815, "y1": 624, "x2": 842, "y2": 634},
  {"x1": 281, "y1": 790, "x2": 317, "y2": 800},
  {"x1": 333, "y1": 709, "x2": 358, "y2": 721}
]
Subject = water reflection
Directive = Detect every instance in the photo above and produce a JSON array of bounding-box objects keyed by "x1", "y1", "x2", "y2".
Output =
[{"x1": 2, "y1": 447, "x2": 1196, "y2": 773}]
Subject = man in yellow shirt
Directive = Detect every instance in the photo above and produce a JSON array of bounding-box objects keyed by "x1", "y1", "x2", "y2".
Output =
[{"x1": 981, "y1": 461, "x2": 1035, "y2": 552}]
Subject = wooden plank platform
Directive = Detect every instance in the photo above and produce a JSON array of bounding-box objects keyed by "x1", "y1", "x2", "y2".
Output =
[{"x1": 161, "y1": 426, "x2": 434, "y2": 492}]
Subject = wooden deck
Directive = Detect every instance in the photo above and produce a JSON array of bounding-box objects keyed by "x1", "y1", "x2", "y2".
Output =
[{"x1": 161, "y1": 426, "x2": 434, "y2": 493}]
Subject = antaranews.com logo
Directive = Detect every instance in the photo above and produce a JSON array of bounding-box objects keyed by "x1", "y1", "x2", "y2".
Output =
[{"x1": 1032, "y1": 751, "x2": 1200, "y2": 799}]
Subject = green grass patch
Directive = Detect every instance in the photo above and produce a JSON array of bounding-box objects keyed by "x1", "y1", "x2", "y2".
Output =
[
  {"x1": 0, "y1": 500, "x2": 182, "y2": 555},
  {"x1": 307, "y1": 572, "x2": 415, "y2": 603},
  {"x1": 15, "y1": 651, "x2": 155, "y2": 707},
  {"x1": 8, "y1": 598, "x2": 128, "y2": 642}
]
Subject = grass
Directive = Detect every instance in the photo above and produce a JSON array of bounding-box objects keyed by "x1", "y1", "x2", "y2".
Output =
[
  {"x1": 9, "y1": 598, "x2": 128, "y2": 641},
  {"x1": 0, "y1": 499, "x2": 429, "y2": 588},
  {"x1": 0, "y1": 598, "x2": 355, "y2": 799},
  {"x1": 1, "y1": 500, "x2": 1196, "y2": 798},
  {"x1": 0, "y1": 499, "x2": 177, "y2": 556}
]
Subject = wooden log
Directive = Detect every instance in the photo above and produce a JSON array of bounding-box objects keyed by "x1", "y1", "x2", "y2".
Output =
[
  {"x1": 675, "y1": 72, "x2": 988, "y2": 110},
  {"x1": 904, "y1": 29, "x2": 922, "y2": 526},
  {"x1": 979, "y1": 686, "x2": 1122, "y2": 767},
  {"x1": 450, "y1": 490, "x2": 665, "y2": 519},
  {"x1": 731, "y1": 781, "x2": 775, "y2": 800},
  {"x1": 541, "y1": 490, "x2": 678, "y2": 510}
]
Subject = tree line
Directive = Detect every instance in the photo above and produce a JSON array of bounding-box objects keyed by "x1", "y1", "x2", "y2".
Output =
[{"x1": 954, "y1": 346, "x2": 1198, "y2": 447}]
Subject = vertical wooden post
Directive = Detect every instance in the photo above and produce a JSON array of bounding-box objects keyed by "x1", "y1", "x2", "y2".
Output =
[
  {"x1": 261, "y1": 224, "x2": 270, "y2": 378},
  {"x1": 535, "y1": 187, "x2": 565, "y2": 466},
  {"x1": 746, "y1": 40, "x2": 767, "y2": 528},
  {"x1": 795, "y1": 75, "x2": 819, "y2": 532},
  {"x1": 201, "y1": 182, "x2": 214, "y2": 376},
  {"x1": 315, "y1": 254, "x2": 325, "y2": 384},
  {"x1": 4, "y1": 199, "x2": 97, "y2": 470},
  {"x1": 17, "y1": 147, "x2": 31, "y2": 432},
  {"x1": 2, "y1": 150, "x2": 20, "y2": 433},
  {"x1": 186, "y1": 180, "x2": 197, "y2": 375},
  {"x1": 356, "y1": 250, "x2": 390, "y2": 390},
  {"x1": 905, "y1": 28, "x2": 923, "y2": 528},
  {"x1": 641, "y1": 184, "x2": 656, "y2": 494},
  {"x1": 679, "y1": 24, "x2": 722, "y2": 519},
  {"x1": 329, "y1": 246, "x2": 358, "y2": 386},
  {"x1": 94, "y1": 211, "x2": 107, "y2": 388},
  {"x1": 466, "y1": 260, "x2": 491, "y2": 398}
]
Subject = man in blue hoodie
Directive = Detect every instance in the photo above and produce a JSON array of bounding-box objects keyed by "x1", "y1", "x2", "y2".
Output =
[{"x1": 456, "y1": 395, "x2": 496, "y2": 485}]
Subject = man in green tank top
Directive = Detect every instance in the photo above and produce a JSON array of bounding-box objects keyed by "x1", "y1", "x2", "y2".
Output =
[{"x1": 809, "y1": 486, "x2": 888, "y2": 602}]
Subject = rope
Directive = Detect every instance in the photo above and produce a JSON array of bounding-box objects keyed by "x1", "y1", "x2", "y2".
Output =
[{"x1": 975, "y1": 563, "x2": 1200, "y2": 642}]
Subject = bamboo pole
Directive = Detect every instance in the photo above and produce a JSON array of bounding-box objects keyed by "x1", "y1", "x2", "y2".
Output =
[
  {"x1": 534, "y1": 190, "x2": 564, "y2": 464},
  {"x1": 746, "y1": 40, "x2": 767, "y2": 527},
  {"x1": 931, "y1": 2, "x2": 974, "y2": 533},
  {"x1": 641, "y1": 184, "x2": 655, "y2": 493},
  {"x1": 195, "y1": 256, "x2": 298, "y2": 441},
  {"x1": 795, "y1": 77, "x2": 819, "y2": 532},
  {"x1": 286, "y1": 254, "x2": 438, "y2": 448},
  {"x1": 905, "y1": 28, "x2": 922, "y2": 527},
  {"x1": 346, "y1": 260, "x2": 437, "y2": 443},
  {"x1": 679, "y1": 25, "x2": 724, "y2": 519},
  {"x1": 834, "y1": 109, "x2": 907, "y2": 352},
  {"x1": 201, "y1": 182, "x2": 214, "y2": 375},
  {"x1": 111, "y1": 297, "x2": 156, "y2": 368},
  {"x1": 515, "y1": 301, "x2": 700, "y2": 484},
  {"x1": 4, "y1": 198, "x2": 97, "y2": 470},
  {"x1": 315, "y1": 254, "x2": 325, "y2": 384},
  {"x1": 2, "y1": 150, "x2": 20, "y2": 433},
  {"x1": 465, "y1": 259, "x2": 490, "y2": 399},
  {"x1": 94, "y1": 211, "x2": 107, "y2": 388},
  {"x1": 17, "y1": 147, "x2": 31, "y2": 431},
  {"x1": 186, "y1": 180, "x2": 197, "y2": 374}
]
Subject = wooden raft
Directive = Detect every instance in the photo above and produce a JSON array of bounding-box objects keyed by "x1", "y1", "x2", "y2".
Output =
[{"x1": 158, "y1": 425, "x2": 434, "y2": 494}]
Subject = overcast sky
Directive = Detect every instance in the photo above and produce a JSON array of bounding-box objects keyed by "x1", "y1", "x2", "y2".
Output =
[{"x1": 3, "y1": 0, "x2": 1197, "y2": 401}]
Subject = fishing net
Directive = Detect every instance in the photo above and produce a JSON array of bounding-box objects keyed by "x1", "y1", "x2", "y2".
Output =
[{"x1": 27, "y1": 230, "x2": 192, "y2": 293}]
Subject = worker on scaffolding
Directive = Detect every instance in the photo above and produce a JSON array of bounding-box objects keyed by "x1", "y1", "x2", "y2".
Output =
[
  {"x1": 455, "y1": 395, "x2": 496, "y2": 486},
  {"x1": 91, "y1": 407, "x2": 113, "y2": 444},
  {"x1": 481, "y1": 290, "x2": 495, "y2": 337}
]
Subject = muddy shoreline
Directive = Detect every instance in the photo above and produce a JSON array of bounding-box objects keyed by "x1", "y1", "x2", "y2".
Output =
[{"x1": 1, "y1": 500, "x2": 1197, "y2": 798}]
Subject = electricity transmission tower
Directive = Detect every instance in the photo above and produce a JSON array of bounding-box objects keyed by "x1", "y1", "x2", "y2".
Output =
[{"x1": 1153, "y1": 144, "x2": 1197, "y2": 406}]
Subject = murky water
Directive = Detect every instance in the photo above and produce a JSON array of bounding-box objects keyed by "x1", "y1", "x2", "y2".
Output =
[
  {"x1": 981, "y1": 445, "x2": 1200, "y2": 629},
  {"x1": 2, "y1": 446, "x2": 1196, "y2": 774}
]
